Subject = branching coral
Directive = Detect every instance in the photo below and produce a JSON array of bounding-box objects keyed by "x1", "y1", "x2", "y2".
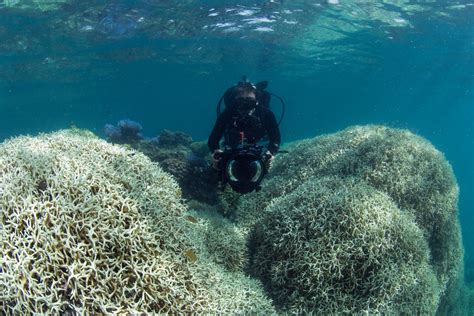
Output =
[
  {"x1": 234, "y1": 125, "x2": 463, "y2": 313},
  {"x1": 185, "y1": 207, "x2": 249, "y2": 272},
  {"x1": 104, "y1": 119, "x2": 143, "y2": 144},
  {"x1": 232, "y1": 129, "x2": 367, "y2": 230},
  {"x1": 2, "y1": 125, "x2": 463, "y2": 314},
  {"x1": 240, "y1": 127, "x2": 461, "y2": 276},
  {"x1": 341, "y1": 127, "x2": 462, "y2": 292},
  {"x1": 134, "y1": 132, "x2": 218, "y2": 204},
  {"x1": 249, "y1": 176, "x2": 441, "y2": 314},
  {"x1": 0, "y1": 130, "x2": 274, "y2": 314}
]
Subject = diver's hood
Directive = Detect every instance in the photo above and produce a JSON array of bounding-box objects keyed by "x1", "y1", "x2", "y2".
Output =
[{"x1": 217, "y1": 76, "x2": 285, "y2": 126}]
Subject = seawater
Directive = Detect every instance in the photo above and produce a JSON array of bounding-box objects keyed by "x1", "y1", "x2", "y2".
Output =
[{"x1": 1, "y1": 0, "x2": 473, "y2": 312}]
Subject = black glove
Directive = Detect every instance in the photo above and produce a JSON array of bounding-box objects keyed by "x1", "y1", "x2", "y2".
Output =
[{"x1": 212, "y1": 149, "x2": 223, "y2": 169}]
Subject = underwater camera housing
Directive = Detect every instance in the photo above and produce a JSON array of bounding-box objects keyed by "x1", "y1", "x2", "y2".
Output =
[{"x1": 218, "y1": 145, "x2": 267, "y2": 194}]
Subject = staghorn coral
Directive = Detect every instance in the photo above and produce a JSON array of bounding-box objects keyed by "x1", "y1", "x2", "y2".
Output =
[
  {"x1": 0, "y1": 130, "x2": 275, "y2": 314},
  {"x1": 249, "y1": 176, "x2": 441, "y2": 314},
  {"x1": 341, "y1": 127, "x2": 462, "y2": 293},
  {"x1": 215, "y1": 186, "x2": 244, "y2": 220},
  {"x1": 229, "y1": 125, "x2": 463, "y2": 313},
  {"x1": 185, "y1": 200, "x2": 248, "y2": 272},
  {"x1": 185, "y1": 207, "x2": 249, "y2": 273},
  {"x1": 234, "y1": 125, "x2": 463, "y2": 301},
  {"x1": 231, "y1": 130, "x2": 364, "y2": 230}
]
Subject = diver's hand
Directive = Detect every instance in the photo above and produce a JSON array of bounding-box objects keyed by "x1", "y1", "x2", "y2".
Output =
[
  {"x1": 212, "y1": 149, "x2": 223, "y2": 170},
  {"x1": 263, "y1": 150, "x2": 274, "y2": 171}
]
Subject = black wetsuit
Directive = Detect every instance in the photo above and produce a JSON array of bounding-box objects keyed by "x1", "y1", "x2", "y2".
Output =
[{"x1": 208, "y1": 106, "x2": 281, "y2": 154}]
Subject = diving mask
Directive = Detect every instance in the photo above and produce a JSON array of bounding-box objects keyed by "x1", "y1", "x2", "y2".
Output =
[{"x1": 235, "y1": 96, "x2": 258, "y2": 109}]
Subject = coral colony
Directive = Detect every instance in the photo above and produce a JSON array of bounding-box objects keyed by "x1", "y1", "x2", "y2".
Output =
[
  {"x1": 0, "y1": 125, "x2": 467, "y2": 314},
  {"x1": 104, "y1": 119, "x2": 143, "y2": 144},
  {"x1": 237, "y1": 125, "x2": 463, "y2": 314},
  {"x1": 0, "y1": 130, "x2": 273, "y2": 314},
  {"x1": 104, "y1": 121, "x2": 217, "y2": 203}
]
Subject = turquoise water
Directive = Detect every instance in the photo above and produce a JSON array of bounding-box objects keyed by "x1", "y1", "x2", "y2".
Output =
[{"x1": 1, "y1": 0, "x2": 473, "y2": 306}]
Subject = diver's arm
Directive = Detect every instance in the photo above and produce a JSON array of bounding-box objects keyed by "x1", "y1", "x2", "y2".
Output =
[
  {"x1": 264, "y1": 110, "x2": 281, "y2": 154},
  {"x1": 208, "y1": 111, "x2": 228, "y2": 152}
]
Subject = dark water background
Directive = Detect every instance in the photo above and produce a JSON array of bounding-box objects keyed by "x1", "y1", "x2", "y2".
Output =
[{"x1": 1, "y1": 0, "x2": 473, "y2": 286}]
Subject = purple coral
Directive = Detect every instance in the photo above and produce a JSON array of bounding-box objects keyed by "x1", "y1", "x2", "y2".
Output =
[
  {"x1": 104, "y1": 119, "x2": 143, "y2": 143},
  {"x1": 118, "y1": 119, "x2": 143, "y2": 138},
  {"x1": 104, "y1": 124, "x2": 121, "y2": 140}
]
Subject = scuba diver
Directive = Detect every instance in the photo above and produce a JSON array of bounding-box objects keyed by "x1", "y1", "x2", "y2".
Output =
[{"x1": 208, "y1": 76, "x2": 282, "y2": 193}]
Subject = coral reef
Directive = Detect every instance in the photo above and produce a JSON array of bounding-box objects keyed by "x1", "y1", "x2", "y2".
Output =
[
  {"x1": 189, "y1": 140, "x2": 211, "y2": 158},
  {"x1": 104, "y1": 119, "x2": 143, "y2": 144},
  {"x1": 184, "y1": 199, "x2": 249, "y2": 273},
  {"x1": 101, "y1": 121, "x2": 218, "y2": 203},
  {"x1": 436, "y1": 265, "x2": 471, "y2": 316},
  {"x1": 0, "y1": 130, "x2": 274, "y2": 314},
  {"x1": 185, "y1": 204, "x2": 249, "y2": 273},
  {"x1": 227, "y1": 125, "x2": 463, "y2": 314},
  {"x1": 1, "y1": 125, "x2": 465, "y2": 314},
  {"x1": 249, "y1": 176, "x2": 440, "y2": 314},
  {"x1": 126, "y1": 129, "x2": 218, "y2": 203},
  {"x1": 156, "y1": 129, "x2": 193, "y2": 148}
]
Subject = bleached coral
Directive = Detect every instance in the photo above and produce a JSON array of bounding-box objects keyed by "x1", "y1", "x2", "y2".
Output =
[
  {"x1": 0, "y1": 130, "x2": 274, "y2": 314},
  {"x1": 249, "y1": 176, "x2": 441, "y2": 314},
  {"x1": 341, "y1": 126, "x2": 462, "y2": 293},
  {"x1": 185, "y1": 208, "x2": 249, "y2": 273},
  {"x1": 235, "y1": 125, "x2": 463, "y2": 313}
]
